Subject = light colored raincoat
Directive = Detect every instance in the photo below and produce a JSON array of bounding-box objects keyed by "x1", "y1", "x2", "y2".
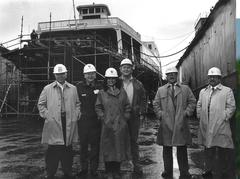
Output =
[
  {"x1": 95, "y1": 88, "x2": 131, "y2": 162},
  {"x1": 38, "y1": 81, "x2": 80, "y2": 146},
  {"x1": 153, "y1": 83, "x2": 196, "y2": 146},
  {"x1": 197, "y1": 84, "x2": 236, "y2": 148}
]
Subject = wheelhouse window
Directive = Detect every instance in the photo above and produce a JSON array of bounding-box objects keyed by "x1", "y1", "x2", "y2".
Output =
[
  {"x1": 96, "y1": 8, "x2": 100, "y2": 13},
  {"x1": 89, "y1": 8, "x2": 94, "y2": 14},
  {"x1": 82, "y1": 9, "x2": 88, "y2": 14}
]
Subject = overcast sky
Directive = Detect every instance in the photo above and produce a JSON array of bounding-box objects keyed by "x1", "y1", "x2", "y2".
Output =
[{"x1": 0, "y1": 0, "x2": 238, "y2": 71}]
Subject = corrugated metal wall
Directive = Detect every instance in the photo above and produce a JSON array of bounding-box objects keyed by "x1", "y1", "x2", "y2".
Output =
[{"x1": 179, "y1": 0, "x2": 236, "y2": 94}]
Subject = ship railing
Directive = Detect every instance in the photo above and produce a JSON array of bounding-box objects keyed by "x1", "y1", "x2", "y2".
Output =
[
  {"x1": 0, "y1": 34, "x2": 31, "y2": 50},
  {"x1": 37, "y1": 17, "x2": 141, "y2": 40},
  {"x1": 140, "y1": 57, "x2": 159, "y2": 73},
  {"x1": 144, "y1": 55, "x2": 160, "y2": 71},
  {"x1": 140, "y1": 44, "x2": 161, "y2": 74}
]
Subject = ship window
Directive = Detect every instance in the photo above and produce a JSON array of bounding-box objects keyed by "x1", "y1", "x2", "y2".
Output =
[
  {"x1": 82, "y1": 9, "x2": 88, "y2": 14},
  {"x1": 96, "y1": 8, "x2": 100, "y2": 13},
  {"x1": 148, "y1": 44, "x2": 152, "y2": 50},
  {"x1": 83, "y1": 15, "x2": 100, "y2": 19},
  {"x1": 89, "y1": 8, "x2": 94, "y2": 14}
]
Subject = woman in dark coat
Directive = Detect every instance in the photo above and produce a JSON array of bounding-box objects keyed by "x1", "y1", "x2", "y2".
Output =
[{"x1": 95, "y1": 67, "x2": 131, "y2": 179}]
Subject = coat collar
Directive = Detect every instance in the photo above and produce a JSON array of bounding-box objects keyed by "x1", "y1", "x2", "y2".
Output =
[
  {"x1": 106, "y1": 87, "x2": 120, "y2": 96},
  {"x1": 120, "y1": 75, "x2": 133, "y2": 82},
  {"x1": 205, "y1": 83, "x2": 223, "y2": 91},
  {"x1": 83, "y1": 80, "x2": 95, "y2": 87},
  {"x1": 166, "y1": 82, "x2": 181, "y2": 97},
  {"x1": 53, "y1": 81, "x2": 70, "y2": 88},
  {"x1": 166, "y1": 82, "x2": 180, "y2": 88}
]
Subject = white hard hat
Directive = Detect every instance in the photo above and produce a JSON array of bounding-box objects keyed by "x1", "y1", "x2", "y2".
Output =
[
  {"x1": 120, "y1": 58, "x2": 133, "y2": 66},
  {"x1": 105, "y1": 67, "x2": 118, "y2": 77},
  {"x1": 53, "y1": 64, "x2": 67, "y2": 74},
  {"x1": 83, "y1": 64, "x2": 96, "y2": 73},
  {"x1": 165, "y1": 66, "x2": 178, "y2": 74},
  {"x1": 208, "y1": 67, "x2": 221, "y2": 76}
]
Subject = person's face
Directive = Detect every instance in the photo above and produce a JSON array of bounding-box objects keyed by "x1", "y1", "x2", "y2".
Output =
[
  {"x1": 54, "y1": 72, "x2": 67, "y2": 84},
  {"x1": 84, "y1": 72, "x2": 96, "y2": 83},
  {"x1": 120, "y1": 64, "x2": 133, "y2": 76},
  {"x1": 208, "y1": 75, "x2": 221, "y2": 87},
  {"x1": 107, "y1": 78, "x2": 117, "y2": 87},
  {"x1": 166, "y1": 72, "x2": 178, "y2": 84}
]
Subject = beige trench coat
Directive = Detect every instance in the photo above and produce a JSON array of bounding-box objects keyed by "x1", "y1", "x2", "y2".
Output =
[
  {"x1": 197, "y1": 84, "x2": 236, "y2": 148},
  {"x1": 38, "y1": 81, "x2": 80, "y2": 146},
  {"x1": 153, "y1": 83, "x2": 196, "y2": 146}
]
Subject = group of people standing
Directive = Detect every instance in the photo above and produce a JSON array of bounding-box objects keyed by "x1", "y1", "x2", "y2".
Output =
[
  {"x1": 38, "y1": 58, "x2": 146, "y2": 179},
  {"x1": 37, "y1": 58, "x2": 236, "y2": 179}
]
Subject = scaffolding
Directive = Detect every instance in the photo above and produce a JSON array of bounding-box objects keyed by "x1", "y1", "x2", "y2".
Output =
[{"x1": 0, "y1": 29, "x2": 161, "y2": 117}]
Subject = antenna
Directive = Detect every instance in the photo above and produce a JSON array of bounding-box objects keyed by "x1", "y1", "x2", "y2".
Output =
[
  {"x1": 20, "y1": 16, "x2": 23, "y2": 48},
  {"x1": 72, "y1": 0, "x2": 77, "y2": 29}
]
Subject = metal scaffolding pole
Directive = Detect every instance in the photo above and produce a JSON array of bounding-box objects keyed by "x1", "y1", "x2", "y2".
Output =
[{"x1": 47, "y1": 12, "x2": 52, "y2": 82}]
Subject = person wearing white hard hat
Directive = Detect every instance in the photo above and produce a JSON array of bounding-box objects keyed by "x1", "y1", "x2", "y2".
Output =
[
  {"x1": 95, "y1": 67, "x2": 131, "y2": 179},
  {"x1": 197, "y1": 67, "x2": 236, "y2": 179},
  {"x1": 76, "y1": 64, "x2": 102, "y2": 177},
  {"x1": 153, "y1": 66, "x2": 196, "y2": 179},
  {"x1": 38, "y1": 64, "x2": 80, "y2": 179},
  {"x1": 119, "y1": 58, "x2": 147, "y2": 175}
]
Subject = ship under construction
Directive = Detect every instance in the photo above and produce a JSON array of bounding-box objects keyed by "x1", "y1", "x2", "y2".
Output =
[{"x1": 0, "y1": 4, "x2": 162, "y2": 116}]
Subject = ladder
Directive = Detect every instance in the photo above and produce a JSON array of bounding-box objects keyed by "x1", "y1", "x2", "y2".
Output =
[{"x1": 0, "y1": 83, "x2": 12, "y2": 113}]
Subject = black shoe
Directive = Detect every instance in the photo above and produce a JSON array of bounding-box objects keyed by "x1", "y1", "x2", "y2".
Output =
[
  {"x1": 76, "y1": 170, "x2": 88, "y2": 177},
  {"x1": 44, "y1": 176, "x2": 55, "y2": 179},
  {"x1": 63, "y1": 174, "x2": 75, "y2": 179},
  {"x1": 179, "y1": 172, "x2": 192, "y2": 179},
  {"x1": 161, "y1": 171, "x2": 173, "y2": 178},
  {"x1": 179, "y1": 174, "x2": 192, "y2": 179},
  {"x1": 133, "y1": 165, "x2": 143, "y2": 175},
  {"x1": 106, "y1": 173, "x2": 113, "y2": 179},
  {"x1": 113, "y1": 172, "x2": 121, "y2": 179},
  {"x1": 202, "y1": 171, "x2": 212, "y2": 178},
  {"x1": 90, "y1": 170, "x2": 98, "y2": 177}
]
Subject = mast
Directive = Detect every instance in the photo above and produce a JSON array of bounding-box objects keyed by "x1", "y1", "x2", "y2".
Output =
[
  {"x1": 72, "y1": 0, "x2": 77, "y2": 29},
  {"x1": 20, "y1": 16, "x2": 23, "y2": 48}
]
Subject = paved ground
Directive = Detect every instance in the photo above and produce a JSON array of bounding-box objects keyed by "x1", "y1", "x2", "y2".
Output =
[{"x1": 0, "y1": 115, "x2": 206, "y2": 179}]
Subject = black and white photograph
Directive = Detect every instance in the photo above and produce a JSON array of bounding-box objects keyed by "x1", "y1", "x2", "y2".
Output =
[{"x1": 0, "y1": 0, "x2": 238, "y2": 178}]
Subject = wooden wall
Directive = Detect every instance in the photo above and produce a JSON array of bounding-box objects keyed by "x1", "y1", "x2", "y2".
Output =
[{"x1": 178, "y1": 0, "x2": 236, "y2": 94}]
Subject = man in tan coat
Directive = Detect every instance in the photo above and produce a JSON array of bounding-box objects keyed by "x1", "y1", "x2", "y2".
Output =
[
  {"x1": 153, "y1": 66, "x2": 196, "y2": 179},
  {"x1": 197, "y1": 67, "x2": 236, "y2": 179},
  {"x1": 38, "y1": 64, "x2": 80, "y2": 179}
]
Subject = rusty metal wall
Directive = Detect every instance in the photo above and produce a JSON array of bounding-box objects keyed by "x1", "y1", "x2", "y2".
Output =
[{"x1": 179, "y1": 0, "x2": 236, "y2": 94}]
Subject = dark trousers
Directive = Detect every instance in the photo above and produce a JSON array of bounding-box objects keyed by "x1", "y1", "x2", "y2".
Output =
[
  {"x1": 61, "y1": 112, "x2": 66, "y2": 144},
  {"x1": 163, "y1": 146, "x2": 189, "y2": 174},
  {"x1": 128, "y1": 118, "x2": 140, "y2": 166},
  {"x1": 45, "y1": 112, "x2": 73, "y2": 177},
  {"x1": 105, "y1": 162, "x2": 121, "y2": 173},
  {"x1": 45, "y1": 145, "x2": 73, "y2": 176},
  {"x1": 204, "y1": 147, "x2": 235, "y2": 179},
  {"x1": 78, "y1": 117, "x2": 101, "y2": 172}
]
